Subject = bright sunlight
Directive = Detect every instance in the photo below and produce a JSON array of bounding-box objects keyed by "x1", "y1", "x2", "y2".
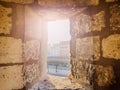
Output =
[{"x1": 47, "y1": 19, "x2": 71, "y2": 44}]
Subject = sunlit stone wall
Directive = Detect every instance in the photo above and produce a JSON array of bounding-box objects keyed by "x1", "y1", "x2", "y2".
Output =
[
  {"x1": 0, "y1": 3, "x2": 25, "y2": 90},
  {"x1": 0, "y1": 5, "x2": 12, "y2": 34},
  {"x1": 24, "y1": 5, "x2": 47, "y2": 89}
]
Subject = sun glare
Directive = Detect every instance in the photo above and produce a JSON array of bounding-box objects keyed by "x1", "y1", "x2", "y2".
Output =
[{"x1": 47, "y1": 19, "x2": 71, "y2": 44}]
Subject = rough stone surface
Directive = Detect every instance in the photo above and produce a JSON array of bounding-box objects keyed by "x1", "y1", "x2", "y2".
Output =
[
  {"x1": 38, "y1": 0, "x2": 99, "y2": 7},
  {"x1": 73, "y1": 11, "x2": 105, "y2": 34},
  {"x1": 71, "y1": 13, "x2": 95, "y2": 87},
  {"x1": 110, "y1": 4, "x2": 120, "y2": 31},
  {"x1": 106, "y1": 0, "x2": 117, "y2": 2},
  {"x1": 76, "y1": 37, "x2": 93, "y2": 60},
  {"x1": 70, "y1": 3, "x2": 120, "y2": 89},
  {"x1": 1, "y1": 0, "x2": 34, "y2": 4},
  {"x1": 0, "y1": 37, "x2": 22, "y2": 63},
  {"x1": 24, "y1": 63, "x2": 40, "y2": 84},
  {"x1": 102, "y1": 34, "x2": 120, "y2": 59},
  {"x1": 92, "y1": 11, "x2": 105, "y2": 31},
  {"x1": 24, "y1": 40, "x2": 40, "y2": 61},
  {"x1": 73, "y1": 14, "x2": 91, "y2": 35},
  {"x1": 28, "y1": 75, "x2": 87, "y2": 90},
  {"x1": 0, "y1": 65, "x2": 24, "y2": 90},
  {"x1": 70, "y1": 39, "x2": 76, "y2": 58},
  {"x1": 71, "y1": 58, "x2": 94, "y2": 86},
  {"x1": 0, "y1": 5, "x2": 12, "y2": 34},
  {"x1": 71, "y1": 59, "x2": 88, "y2": 84},
  {"x1": 95, "y1": 65, "x2": 115, "y2": 86},
  {"x1": 24, "y1": 6, "x2": 47, "y2": 88},
  {"x1": 93, "y1": 36, "x2": 100, "y2": 60}
]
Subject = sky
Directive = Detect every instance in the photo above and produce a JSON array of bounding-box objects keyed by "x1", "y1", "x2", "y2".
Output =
[{"x1": 47, "y1": 19, "x2": 71, "y2": 44}]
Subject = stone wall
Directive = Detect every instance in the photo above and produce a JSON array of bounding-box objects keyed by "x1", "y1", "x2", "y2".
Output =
[
  {"x1": 24, "y1": 5, "x2": 47, "y2": 89},
  {"x1": 0, "y1": 3, "x2": 25, "y2": 90},
  {"x1": 70, "y1": 0, "x2": 120, "y2": 90},
  {"x1": 0, "y1": 1, "x2": 47, "y2": 90},
  {"x1": 0, "y1": 5, "x2": 12, "y2": 34},
  {"x1": 0, "y1": 0, "x2": 34, "y2": 4},
  {"x1": 0, "y1": 0, "x2": 119, "y2": 90},
  {"x1": 38, "y1": 0, "x2": 99, "y2": 7}
]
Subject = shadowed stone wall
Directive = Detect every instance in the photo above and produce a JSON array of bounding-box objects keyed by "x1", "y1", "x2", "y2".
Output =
[{"x1": 70, "y1": 0, "x2": 120, "y2": 90}]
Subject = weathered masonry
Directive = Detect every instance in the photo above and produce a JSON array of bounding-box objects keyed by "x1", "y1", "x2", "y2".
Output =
[{"x1": 0, "y1": 0, "x2": 120, "y2": 90}]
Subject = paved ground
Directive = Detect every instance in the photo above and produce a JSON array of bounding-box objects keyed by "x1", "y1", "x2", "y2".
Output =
[{"x1": 29, "y1": 75, "x2": 85, "y2": 90}]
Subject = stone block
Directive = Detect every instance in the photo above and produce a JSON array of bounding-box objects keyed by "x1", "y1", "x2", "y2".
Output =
[
  {"x1": 73, "y1": 14, "x2": 91, "y2": 35},
  {"x1": 73, "y1": 11, "x2": 105, "y2": 34},
  {"x1": 110, "y1": 4, "x2": 120, "y2": 31},
  {"x1": 95, "y1": 65, "x2": 115, "y2": 86},
  {"x1": 76, "y1": 37, "x2": 93, "y2": 60},
  {"x1": 102, "y1": 34, "x2": 120, "y2": 59},
  {"x1": 0, "y1": 37, "x2": 22, "y2": 63},
  {"x1": 38, "y1": 0, "x2": 99, "y2": 7},
  {"x1": 92, "y1": 11, "x2": 105, "y2": 31},
  {"x1": 1, "y1": 0, "x2": 34, "y2": 4},
  {"x1": 0, "y1": 5, "x2": 12, "y2": 34},
  {"x1": 24, "y1": 40, "x2": 40, "y2": 61},
  {"x1": 71, "y1": 58, "x2": 94, "y2": 85},
  {"x1": 87, "y1": 0, "x2": 99, "y2": 5},
  {"x1": 106, "y1": 0, "x2": 117, "y2": 2},
  {"x1": 70, "y1": 40, "x2": 76, "y2": 58},
  {"x1": 93, "y1": 36, "x2": 100, "y2": 60},
  {"x1": 24, "y1": 63, "x2": 39, "y2": 83},
  {"x1": 0, "y1": 65, "x2": 24, "y2": 90}
]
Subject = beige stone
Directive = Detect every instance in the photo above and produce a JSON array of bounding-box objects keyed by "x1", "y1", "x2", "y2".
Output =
[
  {"x1": 0, "y1": 37, "x2": 22, "y2": 63},
  {"x1": 72, "y1": 11, "x2": 105, "y2": 34},
  {"x1": 110, "y1": 4, "x2": 120, "y2": 31},
  {"x1": 38, "y1": 0, "x2": 99, "y2": 7},
  {"x1": 87, "y1": 0, "x2": 99, "y2": 5},
  {"x1": 76, "y1": 37, "x2": 93, "y2": 60},
  {"x1": 92, "y1": 11, "x2": 105, "y2": 31},
  {"x1": 24, "y1": 63, "x2": 40, "y2": 83},
  {"x1": 106, "y1": 0, "x2": 116, "y2": 2},
  {"x1": 0, "y1": 5, "x2": 12, "y2": 34},
  {"x1": 72, "y1": 13, "x2": 91, "y2": 36},
  {"x1": 93, "y1": 36, "x2": 100, "y2": 60},
  {"x1": 24, "y1": 40, "x2": 40, "y2": 61},
  {"x1": 0, "y1": 65, "x2": 24, "y2": 90},
  {"x1": 102, "y1": 34, "x2": 120, "y2": 59},
  {"x1": 71, "y1": 58, "x2": 94, "y2": 85},
  {"x1": 1, "y1": 0, "x2": 34, "y2": 4},
  {"x1": 96, "y1": 65, "x2": 115, "y2": 86}
]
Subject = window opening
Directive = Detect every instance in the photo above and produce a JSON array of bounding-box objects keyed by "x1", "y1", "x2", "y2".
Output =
[{"x1": 47, "y1": 19, "x2": 71, "y2": 77}]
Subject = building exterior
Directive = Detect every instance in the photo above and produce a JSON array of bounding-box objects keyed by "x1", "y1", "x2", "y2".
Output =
[
  {"x1": 48, "y1": 41, "x2": 70, "y2": 57},
  {"x1": 60, "y1": 41, "x2": 70, "y2": 57},
  {"x1": 48, "y1": 43, "x2": 60, "y2": 56}
]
